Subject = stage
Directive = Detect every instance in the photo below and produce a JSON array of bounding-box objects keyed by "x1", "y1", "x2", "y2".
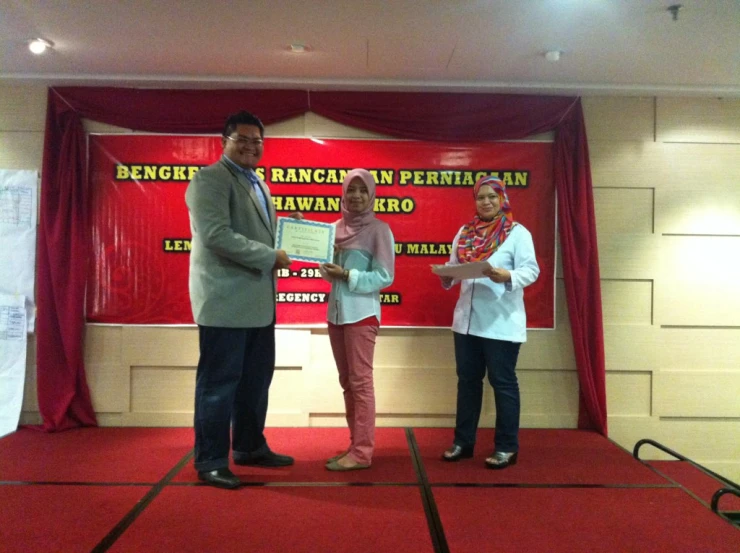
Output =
[{"x1": 1, "y1": 427, "x2": 738, "y2": 552}]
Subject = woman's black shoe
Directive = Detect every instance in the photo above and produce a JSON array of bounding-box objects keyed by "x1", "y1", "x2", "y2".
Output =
[
  {"x1": 484, "y1": 451, "x2": 518, "y2": 470},
  {"x1": 197, "y1": 467, "x2": 241, "y2": 489},
  {"x1": 441, "y1": 444, "x2": 474, "y2": 462}
]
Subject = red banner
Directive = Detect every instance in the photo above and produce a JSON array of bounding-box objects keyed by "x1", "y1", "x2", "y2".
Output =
[{"x1": 87, "y1": 136, "x2": 555, "y2": 327}]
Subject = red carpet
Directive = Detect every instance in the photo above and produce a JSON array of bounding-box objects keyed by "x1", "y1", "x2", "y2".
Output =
[
  {"x1": 0, "y1": 485, "x2": 148, "y2": 553},
  {"x1": 108, "y1": 486, "x2": 434, "y2": 553},
  {"x1": 171, "y1": 427, "x2": 417, "y2": 483},
  {"x1": 433, "y1": 487, "x2": 740, "y2": 553},
  {"x1": 416, "y1": 428, "x2": 668, "y2": 485},
  {"x1": 2, "y1": 427, "x2": 737, "y2": 552},
  {"x1": 649, "y1": 460, "x2": 740, "y2": 510},
  {"x1": 0, "y1": 427, "x2": 193, "y2": 483}
]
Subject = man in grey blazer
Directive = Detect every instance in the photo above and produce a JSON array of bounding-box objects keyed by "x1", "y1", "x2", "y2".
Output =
[{"x1": 186, "y1": 111, "x2": 293, "y2": 489}]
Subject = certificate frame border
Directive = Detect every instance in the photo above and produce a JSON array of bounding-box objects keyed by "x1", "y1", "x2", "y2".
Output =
[{"x1": 275, "y1": 217, "x2": 335, "y2": 264}]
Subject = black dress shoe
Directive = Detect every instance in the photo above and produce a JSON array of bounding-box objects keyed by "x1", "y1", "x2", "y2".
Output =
[
  {"x1": 484, "y1": 451, "x2": 518, "y2": 470},
  {"x1": 197, "y1": 467, "x2": 241, "y2": 489},
  {"x1": 441, "y1": 444, "x2": 474, "y2": 462},
  {"x1": 234, "y1": 450, "x2": 295, "y2": 467}
]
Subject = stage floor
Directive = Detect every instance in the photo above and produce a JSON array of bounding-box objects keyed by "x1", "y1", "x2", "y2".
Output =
[{"x1": 1, "y1": 427, "x2": 738, "y2": 552}]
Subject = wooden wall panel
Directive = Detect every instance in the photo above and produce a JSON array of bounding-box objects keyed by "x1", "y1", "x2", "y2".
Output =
[
  {"x1": 658, "y1": 328, "x2": 740, "y2": 370},
  {"x1": 377, "y1": 368, "x2": 457, "y2": 414},
  {"x1": 121, "y1": 327, "x2": 310, "y2": 368},
  {"x1": 654, "y1": 370, "x2": 740, "y2": 418},
  {"x1": 275, "y1": 329, "x2": 312, "y2": 368},
  {"x1": 656, "y1": 186, "x2": 740, "y2": 235},
  {"x1": 635, "y1": 418, "x2": 740, "y2": 481},
  {"x1": 519, "y1": 279, "x2": 574, "y2": 370},
  {"x1": 658, "y1": 143, "x2": 740, "y2": 188},
  {"x1": 129, "y1": 367, "x2": 304, "y2": 415},
  {"x1": 0, "y1": 132, "x2": 43, "y2": 169},
  {"x1": 606, "y1": 372, "x2": 652, "y2": 416},
  {"x1": 307, "y1": 347, "x2": 457, "y2": 415},
  {"x1": 600, "y1": 280, "x2": 653, "y2": 325},
  {"x1": 582, "y1": 97, "x2": 654, "y2": 142},
  {"x1": 122, "y1": 327, "x2": 199, "y2": 366},
  {"x1": 593, "y1": 187, "x2": 653, "y2": 236},
  {"x1": 87, "y1": 363, "x2": 129, "y2": 413},
  {"x1": 590, "y1": 142, "x2": 740, "y2": 190},
  {"x1": 597, "y1": 234, "x2": 660, "y2": 280},
  {"x1": 607, "y1": 415, "x2": 740, "y2": 484},
  {"x1": 0, "y1": 85, "x2": 47, "y2": 131},
  {"x1": 268, "y1": 370, "x2": 308, "y2": 416},
  {"x1": 517, "y1": 370, "x2": 579, "y2": 419},
  {"x1": 657, "y1": 98, "x2": 740, "y2": 144},
  {"x1": 130, "y1": 367, "x2": 193, "y2": 413},
  {"x1": 309, "y1": 330, "x2": 455, "y2": 370},
  {"x1": 84, "y1": 326, "x2": 122, "y2": 365},
  {"x1": 589, "y1": 141, "x2": 665, "y2": 189},
  {"x1": 658, "y1": 236, "x2": 740, "y2": 326},
  {"x1": 310, "y1": 414, "x2": 457, "y2": 428},
  {"x1": 456, "y1": 370, "x2": 579, "y2": 429},
  {"x1": 603, "y1": 325, "x2": 660, "y2": 372},
  {"x1": 518, "y1": 330, "x2": 576, "y2": 370}
]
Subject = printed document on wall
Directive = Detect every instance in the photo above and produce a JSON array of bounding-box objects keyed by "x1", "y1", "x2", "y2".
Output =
[
  {"x1": 0, "y1": 170, "x2": 37, "y2": 332},
  {"x1": 0, "y1": 293, "x2": 26, "y2": 438}
]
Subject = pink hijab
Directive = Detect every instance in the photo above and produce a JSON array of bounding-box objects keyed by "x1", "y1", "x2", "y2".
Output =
[{"x1": 335, "y1": 169, "x2": 394, "y2": 275}]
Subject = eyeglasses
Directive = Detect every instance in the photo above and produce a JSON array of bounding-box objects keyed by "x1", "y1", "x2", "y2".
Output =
[{"x1": 223, "y1": 135, "x2": 264, "y2": 147}]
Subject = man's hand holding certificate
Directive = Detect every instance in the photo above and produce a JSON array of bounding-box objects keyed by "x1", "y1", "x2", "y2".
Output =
[{"x1": 276, "y1": 217, "x2": 335, "y2": 264}]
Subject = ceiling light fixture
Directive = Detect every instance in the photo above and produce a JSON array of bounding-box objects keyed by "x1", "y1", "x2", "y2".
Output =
[
  {"x1": 28, "y1": 38, "x2": 53, "y2": 55},
  {"x1": 288, "y1": 42, "x2": 310, "y2": 53},
  {"x1": 667, "y1": 4, "x2": 682, "y2": 21},
  {"x1": 544, "y1": 50, "x2": 561, "y2": 62}
]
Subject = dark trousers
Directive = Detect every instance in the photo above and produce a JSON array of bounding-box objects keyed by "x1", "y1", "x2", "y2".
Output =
[
  {"x1": 193, "y1": 324, "x2": 275, "y2": 472},
  {"x1": 453, "y1": 332, "x2": 521, "y2": 453}
]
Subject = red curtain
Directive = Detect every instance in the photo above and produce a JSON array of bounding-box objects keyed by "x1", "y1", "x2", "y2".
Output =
[{"x1": 37, "y1": 87, "x2": 607, "y2": 435}]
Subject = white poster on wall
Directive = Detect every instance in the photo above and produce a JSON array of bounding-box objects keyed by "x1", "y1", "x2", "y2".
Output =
[
  {"x1": 0, "y1": 169, "x2": 37, "y2": 332},
  {"x1": 0, "y1": 293, "x2": 26, "y2": 438}
]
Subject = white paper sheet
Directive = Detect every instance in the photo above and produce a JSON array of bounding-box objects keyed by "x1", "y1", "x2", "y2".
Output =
[
  {"x1": 431, "y1": 261, "x2": 492, "y2": 280},
  {"x1": 0, "y1": 170, "x2": 38, "y2": 332},
  {"x1": 0, "y1": 293, "x2": 27, "y2": 438}
]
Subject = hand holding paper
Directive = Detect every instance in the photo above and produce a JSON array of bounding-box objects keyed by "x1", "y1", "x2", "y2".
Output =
[
  {"x1": 431, "y1": 261, "x2": 492, "y2": 280},
  {"x1": 484, "y1": 266, "x2": 511, "y2": 283}
]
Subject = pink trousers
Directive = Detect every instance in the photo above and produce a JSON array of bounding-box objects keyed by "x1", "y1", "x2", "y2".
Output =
[{"x1": 328, "y1": 323, "x2": 378, "y2": 465}]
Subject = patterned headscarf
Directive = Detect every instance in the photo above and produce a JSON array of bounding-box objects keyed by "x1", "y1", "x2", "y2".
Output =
[{"x1": 456, "y1": 176, "x2": 516, "y2": 263}]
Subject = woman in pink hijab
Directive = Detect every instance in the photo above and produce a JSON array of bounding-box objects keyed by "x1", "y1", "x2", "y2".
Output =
[{"x1": 320, "y1": 169, "x2": 395, "y2": 471}]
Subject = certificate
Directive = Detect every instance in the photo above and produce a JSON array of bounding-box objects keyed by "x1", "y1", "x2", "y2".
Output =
[
  {"x1": 431, "y1": 261, "x2": 492, "y2": 280},
  {"x1": 276, "y1": 217, "x2": 335, "y2": 264}
]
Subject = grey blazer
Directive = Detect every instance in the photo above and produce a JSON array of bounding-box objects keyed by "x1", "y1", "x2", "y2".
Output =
[{"x1": 186, "y1": 158, "x2": 278, "y2": 328}]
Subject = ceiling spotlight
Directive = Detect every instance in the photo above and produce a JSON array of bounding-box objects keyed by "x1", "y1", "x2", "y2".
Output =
[
  {"x1": 28, "y1": 38, "x2": 53, "y2": 55},
  {"x1": 544, "y1": 50, "x2": 561, "y2": 62},
  {"x1": 289, "y1": 42, "x2": 310, "y2": 53},
  {"x1": 667, "y1": 4, "x2": 682, "y2": 21}
]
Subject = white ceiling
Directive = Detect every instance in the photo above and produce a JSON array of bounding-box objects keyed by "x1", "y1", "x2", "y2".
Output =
[{"x1": 1, "y1": 0, "x2": 739, "y2": 97}]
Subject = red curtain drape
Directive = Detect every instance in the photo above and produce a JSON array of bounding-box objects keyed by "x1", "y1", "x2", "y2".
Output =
[{"x1": 37, "y1": 87, "x2": 607, "y2": 435}]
